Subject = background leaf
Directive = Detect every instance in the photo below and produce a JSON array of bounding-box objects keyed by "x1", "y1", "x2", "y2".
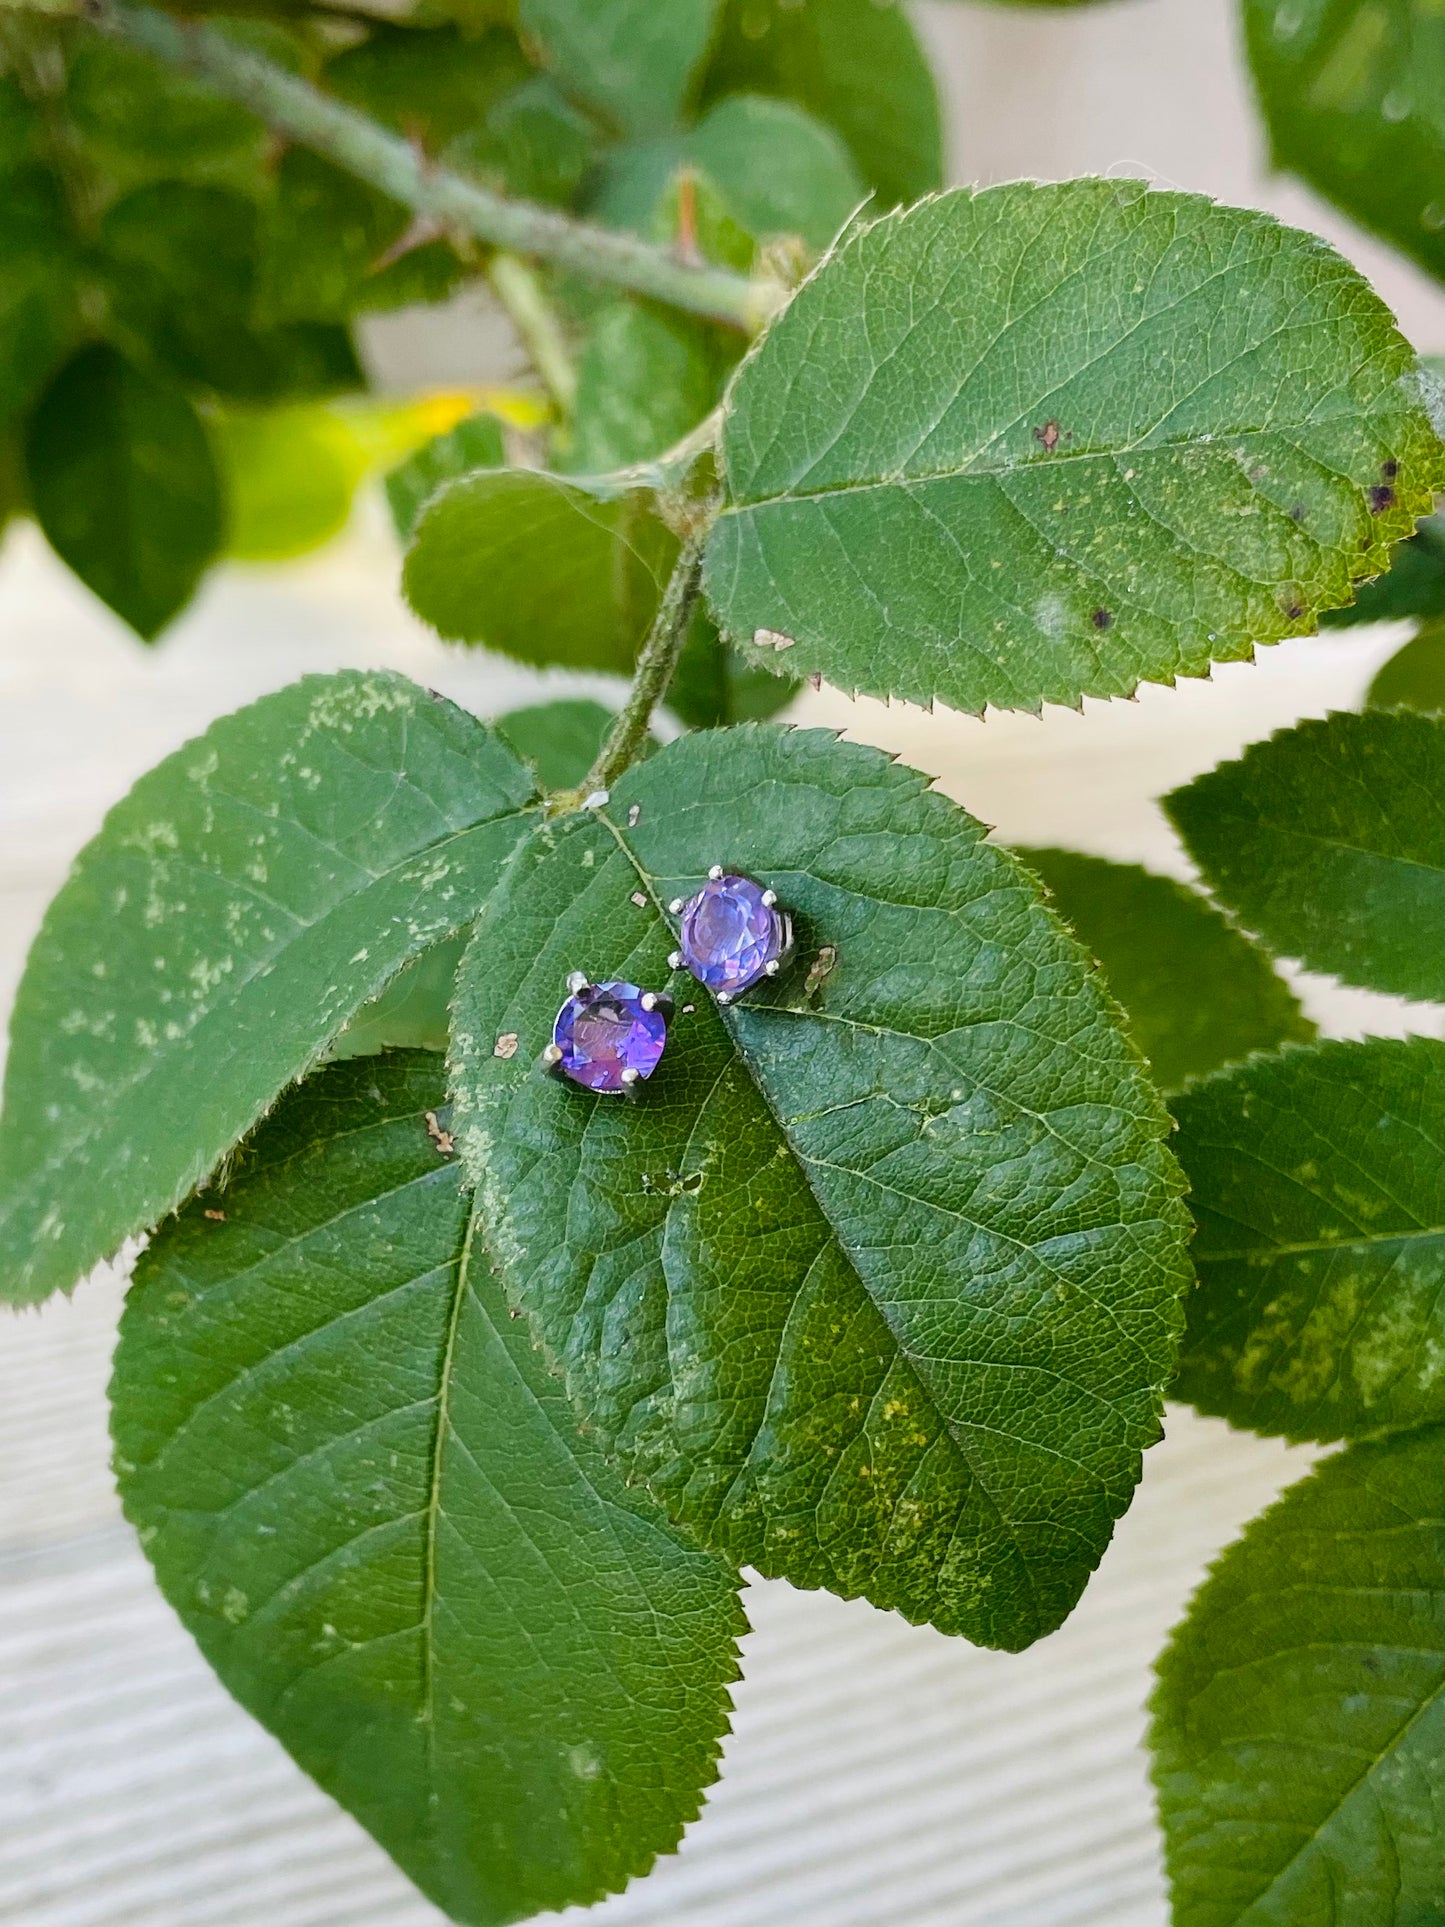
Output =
[
  {"x1": 64, "y1": 34, "x2": 269, "y2": 192},
  {"x1": 403, "y1": 469, "x2": 678, "y2": 672},
  {"x1": 518, "y1": 0, "x2": 719, "y2": 135},
  {"x1": 113, "y1": 1052, "x2": 744, "y2": 1927},
  {"x1": 0, "y1": 163, "x2": 82, "y2": 426},
  {"x1": 450, "y1": 726, "x2": 1191, "y2": 1651},
  {"x1": 564, "y1": 302, "x2": 722, "y2": 474},
  {"x1": 1366, "y1": 616, "x2": 1445, "y2": 711},
  {"x1": 1243, "y1": 0, "x2": 1445, "y2": 286},
  {"x1": 1166, "y1": 708, "x2": 1445, "y2": 1002},
  {"x1": 668, "y1": 610, "x2": 801, "y2": 727},
  {"x1": 25, "y1": 341, "x2": 224, "y2": 638},
  {"x1": 385, "y1": 412, "x2": 506, "y2": 543},
  {"x1": 492, "y1": 696, "x2": 625, "y2": 788},
  {"x1": 1320, "y1": 511, "x2": 1445, "y2": 628},
  {"x1": 1152, "y1": 1427, "x2": 1445, "y2": 1927},
  {"x1": 0, "y1": 671, "x2": 537, "y2": 1307},
  {"x1": 1017, "y1": 848, "x2": 1312, "y2": 1091},
  {"x1": 323, "y1": 22, "x2": 528, "y2": 151},
  {"x1": 700, "y1": 0, "x2": 942, "y2": 207},
  {"x1": 704, "y1": 181, "x2": 1442, "y2": 716},
  {"x1": 1173, "y1": 1035, "x2": 1445, "y2": 1442}
]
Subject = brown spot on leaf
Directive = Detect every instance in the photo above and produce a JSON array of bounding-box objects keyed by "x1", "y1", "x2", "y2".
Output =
[
  {"x1": 1370, "y1": 484, "x2": 1397, "y2": 514},
  {"x1": 630, "y1": 891, "x2": 648, "y2": 908},
  {"x1": 1381, "y1": 459, "x2": 1399, "y2": 480},
  {"x1": 1289, "y1": 504, "x2": 1306, "y2": 521},
  {"x1": 424, "y1": 1110, "x2": 455, "y2": 1156},
  {"x1": 1091, "y1": 608, "x2": 1113, "y2": 630},
  {"x1": 493, "y1": 1033, "x2": 519, "y2": 1060},
  {"x1": 203, "y1": 1208, "x2": 226, "y2": 1222},
  {"x1": 1034, "y1": 420, "x2": 1061, "y2": 453}
]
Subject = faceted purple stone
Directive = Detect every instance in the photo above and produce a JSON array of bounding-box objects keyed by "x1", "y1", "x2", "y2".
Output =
[
  {"x1": 680, "y1": 874, "x2": 785, "y2": 995},
  {"x1": 553, "y1": 980, "x2": 667, "y2": 1093}
]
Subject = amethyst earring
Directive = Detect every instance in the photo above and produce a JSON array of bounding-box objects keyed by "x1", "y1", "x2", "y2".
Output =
[
  {"x1": 541, "y1": 972, "x2": 672, "y2": 1097},
  {"x1": 668, "y1": 867, "x2": 795, "y2": 1005}
]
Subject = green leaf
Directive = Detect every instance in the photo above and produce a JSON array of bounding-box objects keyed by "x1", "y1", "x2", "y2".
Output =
[
  {"x1": 1151, "y1": 1426, "x2": 1445, "y2": 1927},
  {"x1": 493, "y1": 697, "x2": 624, "y2": 789},
  {"x1": 1243, "y1": 0, "x2": 1445, "y2": 287},
  {"x1": 385, "y1": 412, "x2": 506, "y2": 543},
  {"x1": 25, "y1": 342, "x2": 224, "y2": 639},
  {"x1": 1017, "y1": 849, "x2": 1313, "y2": 1091},
  {"x1": 0, "y1": 670, "x2": 537, "y2": 1308},
  {"x1": 403, "y1": 469, "x2": 678, "y2": 672},
  {"x1": 565, "y1": 301, "x2": 722, "y2": 474},
  {"x1": 1166, "y1": 708, "x2": 1445, "y2": 1002},
  {"x1": 1321, "y1": 512, "x2": 1445, "y2": 627},
  {"x1": 1172, "y1": 1035, "x2": 1445, "y2": 1443},
  {"x1": 448, "y1": 75, "x2": 597, "y2": 207},
  {"x1": 323, "y1": 22, "x2": 528, "y2": 150},
  {"x1": 705, "y1": 182, "x2": 1443, "y2": 717},
  {"x1": 1367, "y1": 616, "x2": 1445, "y2": 711},
  {"x1": 101, "y1": 182, "x2": 361, "y2": 402},
  {"x1": 668, "y1": 607, "x2": 801, "y2": 727},
  {"x1": 112, "y1": 1051, "x2": 744, "y2": 1927},
  {"x1": 518, "y1": 0, "x2": 719, "y2": 135},
  {"x1": 0, "y1": 164, "x2": 82, "y2": 426},
  {"x1": 701, "y1": 0, "x2": 942, "y2": 207},
  {"x1": 65, "y1": 36, "x2": 268, "y2": 192},
  {"x1": 450, "y1": 725, "x2": 1191, "y2": 1650},
  {"x1": 257, "y1": 150, "x2": 407, "y2": 325}
]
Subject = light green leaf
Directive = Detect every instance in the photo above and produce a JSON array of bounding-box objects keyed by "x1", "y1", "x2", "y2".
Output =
[
  {"x1": 25, "y1": 342, "x2": 224, "y2": 639},
  {"x1": 0, "y1": 670, "x2": 537, "y2": 1307},
  {"x1": 214, "y1": 403, "x2": 367, "y2": 561},
  {"x1": 403, "y1": 469, "x2": 678, "y2": 673},
  {"x1": 701, "y1": 0, "x2": 942, "y2": 207},
  {"x1": 518, "y1": 0, "x2": 719, "y2": 135},
  {"x1": 1367, "y1": 616, "x2": 1445, "y2": 711},
  {"x1": 1243, "y1": 0, "x2": 1445, "y2": 287},
  {"x1": 1172, "y1": 1035, "x2": 1445, "y2": 1442},
  {"x1": 1321, "y1": 512, "x2": 1445, "y2": 628},
  {"x1": 450, "y1": 725, "x2": 1191, "y2": 1650},
  {"x1": 1017, "y1": 849, "x2": 1312, "y2": 1091},
  {"x1": 385, "y1": 412, "x2": 506, "y2": 543},
  {"x1": 704, "y1": 181, "x2": 1442, "y2": 717},
  {"x1": 113, "y1": 1052, "x2": 744, "y2": 1927},
  {"x1": 1151, "y1": 1427, "x2": 1445, "y2": 1927},
  {"x1": 1166, "y1": 708, "x2": 1445, "y2": 1002},
  {"x1": 565, "y1": 302, "x2": 722, "y2": 475}
]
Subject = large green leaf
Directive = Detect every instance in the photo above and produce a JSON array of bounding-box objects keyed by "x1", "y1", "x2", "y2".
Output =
[
  {"x1": 450, "y1": 726, "x2": 1191, "y2": 1651},
  {"x1": 385, "y1": 412, "x2": 506, "y2": 543},
  {"x1": 518, "y1": 0, "x2": 718, "y2": 135},
  {"x1": 701, "y1": 0, "x2": 942, "y2": 207},
  {"x1": 1152, "y1": 1427, "x2": 1445, "y2": 1927},
  {"x1": 403, "y1": 469, "x2": 678, "y2": 672},
  {"x1": 704, "y1": 181, "x2": 1442, "y2": 717},
  {"x1": 1173, "y1": 1036, "x2": 1445, "y2": 1442},
  {"x1": 1367, "y1": 616, "x2": 1445, "y2": 711},
  {"x1": 113, "y1": 1052, "x2": 744, "y2": 1927},
  {"x1": 25, "y1": 342, "x2": 224, "y2": 639},
  {"x1": 1166, "y1": 709, "x2": 1445, "y2": 1002},
  {"x1": 1243, "y1": 0, "x2": 1445, "y2": 287},
  {"x1": 1321, "y1": 512, "x2": 1445, "y2": 627},
  {"x1": 1017, "y1": 849, "x2": 1312, "y2": 1091},
  {"x1": 0, "y1": 671, "x2": 537, "y2": 1308}
]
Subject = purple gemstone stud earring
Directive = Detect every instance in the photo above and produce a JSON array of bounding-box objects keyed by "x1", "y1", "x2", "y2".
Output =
[
  {"x1": 540, "y1": 972, "x2": 671, "y2": 1096},
  {"x1": 668, "y1": 867, "x2": 795, "y2": 1006}
]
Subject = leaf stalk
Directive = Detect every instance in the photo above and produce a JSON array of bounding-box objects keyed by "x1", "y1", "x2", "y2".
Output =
[{"x1": 583, "y1": 532, "x2": 707, "y2": 795}]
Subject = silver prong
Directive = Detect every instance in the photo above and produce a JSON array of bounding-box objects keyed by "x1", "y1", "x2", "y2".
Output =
[
  {"x1": 541, "y1": 1043, "x2": 563, "y2": 1065},
  {"x1": 668, "y1": 897, "x2": 685, "y2": 915},
  {"x1": 717, "y1": 991, "x2": 733, "y2": 1006},
  {"x1": 761, "y1": 888, "x2": 777, "y2": 908},
  {"x1": 620, "y1": 1067, "x2": 641, "y2": 1088},
  {"x1": 765, "y1": 959, "x2": 780, "y2": 976},
  {"x1": 565, "y1": 970, "x2": 589, "y2": 995},
  {"x1": 667, "y1": 949, "x2": 683, "y2": 971},
  {"x1": 708, "y1": 864, "x2": 724, "y2": 881},
  {"x1": 640, "y1": 991, "x2": 658, "y2": 1012}
]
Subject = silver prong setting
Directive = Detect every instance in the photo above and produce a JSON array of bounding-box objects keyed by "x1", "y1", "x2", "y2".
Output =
[
  {"x1": 540, "y1": 1042, "x2": 565, "y2": 1079},
  {"x1": 717, "y1": 990, "x2": 733, "y2": 1006},
  {"x1": 707, "y1": 864, "x2": 724, "y2": 881},
  {"x1": 667, "y1": 949, "x2": 683, "y2": 971},
  {"x1": 640, "y1": 991, "x2": 658, "y2": 1012},
  {"x1": 761, "y1": 888, "x2": 777, "y2": 908},
  {"x1": 765, "y1": 959, "x2": 780, "y2": 976},
  {"x1": 565, "y1": 970, "x2": 589, "y2": 995},
  {"x1": 668, "y1": 897, "x2": 685, "y2": 915}
]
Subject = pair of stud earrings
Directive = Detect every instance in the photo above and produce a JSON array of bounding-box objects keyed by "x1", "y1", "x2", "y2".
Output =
[{"x1": 539, "y1": 868, "x2": 795, "y2": 1097}]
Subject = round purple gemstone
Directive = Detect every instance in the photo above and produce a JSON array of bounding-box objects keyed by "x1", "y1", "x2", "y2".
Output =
[
  {"x1": 680, "y1": 874, "x2": 786, "y2": 995},
  {"x1": 553, "y1": 981, "x2": 667, "y2": 1093}
]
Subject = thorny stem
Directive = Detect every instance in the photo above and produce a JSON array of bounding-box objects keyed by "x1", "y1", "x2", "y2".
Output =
[
  {"x1": 487, "y1": 253, "x2": 577, "y2": 418},
  {"x1": 583, "y1": 533, "x2": 707, "y2": 796},
  {"x1": 95, "y1": 5, "x2": 783, "y2": 332}
]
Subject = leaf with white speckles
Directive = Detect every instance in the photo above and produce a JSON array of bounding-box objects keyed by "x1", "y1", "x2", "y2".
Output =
[
  {"x1": 449, "y1": 725, "x2": 1192, "y2": 1650},
  {"x1": 704, "y1": 180, "x2": 1442, "y2": 715},
  {"x1": 0, "y1": 670, "x2": 537, "y2": 1306},
  {"x1": 113, "y1": 1052, "x2": 744, "y2": 1926}
]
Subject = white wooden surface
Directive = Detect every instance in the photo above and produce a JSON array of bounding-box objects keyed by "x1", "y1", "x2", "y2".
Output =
[{"x1": 6, "y1": 0, "x2": 1445, "y2": 1917}]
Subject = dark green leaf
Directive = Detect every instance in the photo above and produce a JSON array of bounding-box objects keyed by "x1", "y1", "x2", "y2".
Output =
[
  {"x1": 0, "y1": 164, "x2": 82, "y2": 425},
  {"x1": 65, "y1": 36, "x2": 268, "y2": 191},
  {"x1": 257, "y1": 150, "x2": 407, "y2": 325},
  {"x1": 565, "y1": 302, "x2": 722, "y2": 474},
  {"x1": 323, "y1": 23, "x2": 528, "y2": 150},
  {"x1": 705, "y1": 182, "x2": 1442, "y2": 717},
  {"x1": 0, "y1": 670, "x2": 537, "y2": 1307},
  {"x1": 1173, "y1": 1035, "x2": 1445, "y2": 1442},
  {"x1": 493, "y1": 697, "x2": 624, "y2": 789},
  {"x1": 1243, "y1": 0, "x2": 1445, "y2": 287},
  {"x1": 450, "y1": 726, "x2": 1191, "y2": 1650},
  {"x1": 449, "y1": 76, "x2": 597, "y2": 207},
  {"x1": 1017, "y1": 848, "x2": 1313, "y2": 1091},
  {"x1": 25, "y1": 342, "x2": 224, "y2": 639},
  {"x1": 1166, "y1": 708, "x2": 1445, "y2": 1002},
  {"x1": 385, "y1": 412, "x2": 506, "y2": 542},
  {"x1": 518, "y1": 0, "x2": 719, "y2": 135},
  {"x1": 113, "y1": 1052, "x2": 744, "y2": 1927},
  {"x1": 1367, "y1": 616, "x2": 1445, "y2": 711},
  {"x1": 1151, "y1": 1427, "x2": 1445, "y2": 1927},
  {"x1": 403, "y1": 469, "x2": 678, "y2": 672},
  {"x1": 701, "y1": 0, "x2": 942, "y2": 207},
  {"x1": 1321, "y1": 512, "x2": 1445, "y2": 627},
  {"x1": 668, "y1": 608, "x2": 800, "y2": 727}
]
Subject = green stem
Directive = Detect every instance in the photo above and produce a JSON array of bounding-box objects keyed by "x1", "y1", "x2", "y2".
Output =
[
  {"x1": 100, "y1": 5, "x2": 779, "y2": 332},
  {"x1": 584, "y1": 533, "x2": 706, "y2": 795},
  {"x1": 487, "y1": 252, "x2": 577, "y2": 418}
]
